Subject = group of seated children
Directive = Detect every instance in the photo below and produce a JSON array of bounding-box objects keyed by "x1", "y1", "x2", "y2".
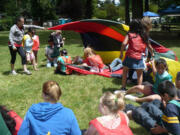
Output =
[
  {"x1": 125, "y1": 73, "x2": 180, "y2": 135},
  {"x1": 1, "y1": 74, "x2": 180, "y2": 135},
  {"x1": 123, "y1": 58, "x2": 172, "y2": 103},
  {"x1": 1, "y1": 80, "x2": 134, "y2": 135}
]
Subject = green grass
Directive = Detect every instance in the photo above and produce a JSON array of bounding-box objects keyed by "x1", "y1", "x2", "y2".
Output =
[{"x1": 0, "y1": 30, "x2": 180, "y2": 135}]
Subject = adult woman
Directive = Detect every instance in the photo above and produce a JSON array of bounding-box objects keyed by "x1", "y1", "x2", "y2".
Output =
[
  {"x1": 9, "y1": 16, "x2": 44, "y2": 75},
  {"x1": 18, "y1": 80, "x2": 81, "y2": 135},
  {"x1": 85, "y1": 91, "x2": 133, "y2": 135}
]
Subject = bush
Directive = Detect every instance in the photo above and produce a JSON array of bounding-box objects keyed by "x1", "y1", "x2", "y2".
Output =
[{"x1": 0, "y1": 18, "x2": 13, "y2": 31}]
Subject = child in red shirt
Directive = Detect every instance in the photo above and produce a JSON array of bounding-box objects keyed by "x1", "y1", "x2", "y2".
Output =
[{"x1": 120, "y1": 19, "x2": 154, "y2": 90}]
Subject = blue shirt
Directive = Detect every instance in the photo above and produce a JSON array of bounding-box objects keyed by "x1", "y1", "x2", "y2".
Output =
[
  {"x1": 18, "y1": 102, "x2": 81, "y2": 135},
  {"x1": 24, "y1": 34, "x2": 33, "y2": 53}
]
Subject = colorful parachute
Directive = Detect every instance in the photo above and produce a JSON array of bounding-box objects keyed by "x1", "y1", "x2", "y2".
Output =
[{"x1": 48, "y1": 19, "x2": 178, "y2": 63}]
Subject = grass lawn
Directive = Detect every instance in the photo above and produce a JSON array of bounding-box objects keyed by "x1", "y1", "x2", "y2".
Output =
[{"x1": 0, "y1": 30, "x2": 180, "y2": 135}]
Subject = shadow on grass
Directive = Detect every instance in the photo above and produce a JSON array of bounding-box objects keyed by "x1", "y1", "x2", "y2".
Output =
[
  {"x1": 2, "y1": 70, "x2": 10, "y2": 75},
  {"x1": 39, "y1": 64, "x2": 46, "y2": 68},
  {"x1": 2, "y1": 68, "x2": 23, "y2": 75},
  {"x1": 130, "y1": 126, "x2": 151, "y2": 135},
  {"x1": 102, "y1": 87, "x2": 119, "y2": 93},
  {"x1": 111, "y1": 78, "x2": 121, "y2": 85}
]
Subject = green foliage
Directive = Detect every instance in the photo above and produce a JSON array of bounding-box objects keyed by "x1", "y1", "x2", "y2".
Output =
[
  {"x1": 56, "y1": 0, "x2": 84, "y2": 20},
  {"x1": 31, "y1": 0, "x2": 57, "y2": 24},
  {"x1": 0, "y1": 17, "x2": 13, "y2": 31},
  {"x1": 149, "y1": 4, "x2": 159, "y2": 13},
  {"x1": 94, "y1": 9, "x2": 107, "y2": 19},
  {"x1": 94, "y1": 1, "x2": 121, "y2": 21}
]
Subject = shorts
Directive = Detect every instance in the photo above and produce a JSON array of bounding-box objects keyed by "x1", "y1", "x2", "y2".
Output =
[
  {"x1": 123, "y1": 56, "x2": 145, "y2": 69},
  {"x1": 26, "y1": 52, "x2": 35, "y2": 61}
]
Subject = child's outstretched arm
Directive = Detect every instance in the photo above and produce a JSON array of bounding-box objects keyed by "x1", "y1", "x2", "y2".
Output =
[
  {"x1": 151, "y1": 60, "x2": 157, "y2": 76},
  {"x1": 147, "y1": 43, "x2": 154, "y2": 59},
  {"x1": 120, "y1": 35, "x2": 128, "y2": 59}
]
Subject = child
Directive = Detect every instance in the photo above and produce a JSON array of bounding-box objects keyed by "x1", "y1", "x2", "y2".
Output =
[
  {"x1": 0, "y1": 105, "x2": 23, "y2": 135},
  {"x1": 51, "y1": 30, "x2": 66, "y2": 50},
  {"x1": 124, "y1": 100, "x2": 167, "y2": 134},
  {"x1": 176, "y1": 72, "x2": 180, "y2": 97},
  {"x1": 125, "y1": 58, "x2": 172, "y2": 103},
  {"x1": 120, "y1": 19, "x2": 154, "y2": 91},
  {"x1": 45, "y1": 35, "x2": 59, "y2": 68},
  {"x1": 83, "y1": 47, "x2": 106, "y2": 72},
  {"x1": 32, "y1": 29, "x2": 40, "y2": 66},
  {"x1": 18, "y1": 80, "x2": 81, "y2": 135},
  {"x1": 85, "y1": 91, "x2": 133, "y2": 135},
  {"x1": 151, "y1": 80, "x2": 180, "y2": 135},
  {"x1": 23, "y1": 28, "x2": 38, "y2": 71},
  {"x1": 108, "y1": 58, "x2": 123, "y2": 72},
  {"x1": 56, "y1": 49, "x2": 72, "y2": 75}
]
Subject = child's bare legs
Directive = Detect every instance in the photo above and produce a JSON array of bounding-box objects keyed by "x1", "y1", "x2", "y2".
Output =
[
  {"x1": 32, "y1": 58, "x2": 38, "y2": 70},
  {"x1": 33, "y1": 50, "x2": 38, "y2": 65},
  {"x1": 136, "y1": 69, "x2": 143, "y2": 85},
  {"x1": 126, "y1": 85, "x2": 152, "y2": 95},
  {"x1": 136, "y1": 94, "x2": 161, "y2": 103},
  {"x1": 122, "y1": 66, "x2": 129, "y2": 88}
]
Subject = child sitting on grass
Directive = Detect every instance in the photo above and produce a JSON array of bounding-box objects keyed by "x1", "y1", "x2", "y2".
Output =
[
  {"x1": 0, "y1": 105, "x2": 23, "y2": 135},
  {"x1": 83, "y1": 47, "x2": 106, "y2": 72},
  {"x1": 125, "y1": 80, "x2": 180, "y2": 135},
  {"x1": 55, "y1": 49, "x2": 72, "y2": 75},
  {"x1": 124, "y1": 58, "x2": 172, "y2": 103},
  {"x1": 45, "y1": 35, "x2": 59, "y2": 68},
  {"x1": 85, "y1": 91, "x2": 133, "y2": 135},
  {"x1": 151, "y1": 80, "x2": 180, "y2": 135},
  {"x1": 18, "y1": 80, "x2": 81, "y2": 135}
]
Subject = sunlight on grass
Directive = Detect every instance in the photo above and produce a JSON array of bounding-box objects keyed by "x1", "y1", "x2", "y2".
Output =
[{"x1": 0, "y1": 31, "x2": 179, "y2": 135}]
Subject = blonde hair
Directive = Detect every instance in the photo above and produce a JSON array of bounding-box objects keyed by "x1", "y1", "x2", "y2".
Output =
[
  {"x1": 101, "y1": 91, "x2": 125, "y2": 113},
  {"x1": 42, "y1": 81, "x2": 61, "y2": 102},
  {"x1": 56, "y1": 30, "x2": 62, "y2": 34},
  {"x1": 141, "y1": 17, "x2": 152, "y2": 32},
  {"x1": 84, "y1": 47, "x2": 95, "y2": 58}
]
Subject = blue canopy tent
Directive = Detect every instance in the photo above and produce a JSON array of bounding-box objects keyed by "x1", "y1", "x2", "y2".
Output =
[
  {"x1": 143, "y1": 11, "x2": 159, "y2": 17},
  {"x1": 158, "y1": 5, "x2": 180, "y2": 16}
]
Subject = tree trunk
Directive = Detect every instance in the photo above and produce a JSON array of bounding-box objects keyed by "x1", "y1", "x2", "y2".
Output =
[
  {"x1": 125, "y1": 0, "x2": 130, "y2": 25},
  {"x1": 145, "y1": 0, "x2": 149, "y2": 11},
  {"x1": 132, "y1": 0, "x2": 143, "y2": 19}
]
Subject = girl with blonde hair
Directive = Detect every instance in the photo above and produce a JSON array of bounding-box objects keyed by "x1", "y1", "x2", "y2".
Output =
[
  {"x1": 83, "y1": 47, "x2": 106, "y2": 72},
  {"x1": 85, "y1": 91, "x2": 133, "y2": 135}
]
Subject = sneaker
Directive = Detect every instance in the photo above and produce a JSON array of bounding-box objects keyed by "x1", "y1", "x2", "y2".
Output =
[
  {"x1": 114, "y1": 87, "x2": 127, "y2": 94},
  {"x1": 24, "y1": 70, "x2": 32, "y2": 75},
  {"x1": 125, "y1": 94, "x2": 137, "y2": 101},
  {"x1": 120, "y1": 87, "x2": 128, "y2": 91},
  {"x1": 114, "y1": 90, "x2": 126, "y2": 95},
  {"x1": 11, "y1": 70, "x2": 17, "y2": 75}
]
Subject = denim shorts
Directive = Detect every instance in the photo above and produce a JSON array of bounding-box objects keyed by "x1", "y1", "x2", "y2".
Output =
[{"x1": 123, "y1": 56, "x2": 145, "y2": 69}]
